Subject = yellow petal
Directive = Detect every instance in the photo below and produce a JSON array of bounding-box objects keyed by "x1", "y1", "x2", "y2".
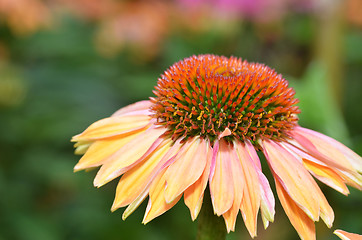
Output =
[
  {"x1": 303, "y1": 158, "x2": 349, "y2": 195},
  {"x1": 111, "y1": 139, "x2": 172, "y2": 211},
  {"x1": 72, "y1": 115, "x2": 151, "y2": 141},
  {"x1": 222, "y1": 145, "x2": 244, "y2": 233},
  {"x1": 165, "y1": 137, "x2": 207, "y2": 203},
  {"x1": 209, "y1": 139, "x2": 234, "y2": 216},
  {"x1": 122, "y1": 188, "x2": 149, "y2": 220},
  {"x1": 275, "y1": 179, "x2": 316, "y2": 240},
  {"x1": 235, "y1": 141, "x2": 260, "y2": 238},
  {"x1": 262, "y1": 139, "x2": 320, "y2": 221},
  {"x1": 142, "y1": 169, "x2": 181, "y2": 224},
  {"x1": 93, "y1": 126, "x2": 166, "y2": 187},
  {"x1": 334, "y1": 230, "x2": 362, "y2": 240},
  {"x1": 74, "y1": 132, "x2": 142, "y2": 171},
  {"x1": 184, "y1": 140, "x2": 212, "y2": 221}
]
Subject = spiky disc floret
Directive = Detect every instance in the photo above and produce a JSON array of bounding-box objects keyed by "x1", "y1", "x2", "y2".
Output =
[{"x1": 151, "y1": 54, "x2": 300, "y2": 144}]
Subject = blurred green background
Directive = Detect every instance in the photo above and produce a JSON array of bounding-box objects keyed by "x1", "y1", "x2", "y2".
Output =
[{"x1": 0, "y1": 0, "x2": 361, "y2": 239}]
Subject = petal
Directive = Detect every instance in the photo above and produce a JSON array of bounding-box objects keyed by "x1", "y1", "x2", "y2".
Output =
[
  {"x1": 74, "y1": 142, "x2": 91, "y2": 155},
  {"x1": 261, "y1": 139, "x2": 320, "y2": 221},
  {"x1": 209, "y1": 139, "x2": 234, "y2": 216},
  {"x1": 290, "y1": 127, "x2": 359, "y2": 172},
  {"x1": 334, "y1": 230, "x2": 362, "y2": 240},
  {"x1": 111, "y1": 100, "x2": 153, "y2": 117},
  {"x1": 222, "y1": 144, "x2": 244, "y2": 233},
  {"x1": 275, "y1": 179, "x2": 316, "y2": 240},
  {"x1": 93, "y1": 126, "x2": 166, "y2": 187},
  {"x1": 184, "y1": 140, "x2": 212, "y2": 221},
  {"x1": 72, "y1": 115, "x2": 151, "y2": 141},
  {"x1": 74, "y1": 132, "x2": 142, "y2": 171},
  {"x1": 142, "y1": 168, "x2": 182, "y2": 224},
  {"x1": 111, "y1": 139, "x2": 173, "y2": 211},
  {"x1": 245, "y1": 141, "x2": 275, "y2": 229},
  {"x1": 235, "y1": 141, "x2": 261, "y2": 238},
  {"x1": 165, "y1": 137, "x2": 207, "y2": 203},
  {"x1": 122, "y1": 187, "x2": 149, "y2": 220},
  {"x1": 303, "y1": 158, "x2": 349, "y2": 195},
  {"x1": 281, "y1": 142, "x2": 350, "y2": 195}
]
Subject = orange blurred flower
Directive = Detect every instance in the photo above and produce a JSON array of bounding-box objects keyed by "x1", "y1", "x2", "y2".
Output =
[
  {"x1": 72, "y1": 55, "x2": 361, "y2": 239},
  {"x1": 0, "y1": 0, "x2": 51, "y2": 35}
]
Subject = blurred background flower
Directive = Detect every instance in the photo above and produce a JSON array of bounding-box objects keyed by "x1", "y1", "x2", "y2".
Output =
[{"x1": 0, "y1": 0, "x2": 361, "y2": 239}]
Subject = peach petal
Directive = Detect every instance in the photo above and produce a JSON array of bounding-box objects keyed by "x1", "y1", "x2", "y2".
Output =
[
  {"x1": 210, "y1": 139, "x2": 234, "y2": 216},
  {"x1": 142, "y1": 169, "x2": 182, "y2": 224},
  {"x1": 275, "y1": 179, "x2": 316, "y2": 240},
  {"x1": 111, "y1": 100, "x2": 153, "y2": 117},
  {"x1": 261, "y1": 139, "x2": 320, "y2": 221},
  {"x1": 245, "y1": 140, "x2": 275, "y2": 228},
  {"x1": 235, "y1": 141, "x2": 261, "y2": 238},
  {"x1": 74, "y1": 132, "x2": 142, "y2": 171},
  {"x1": 165, "y1": 137, "x2": 207, "y2": 203},
  {"x1": 111, "y1": 139, "x2": 172, "y2": 211},
  {"x1": 93, "y1": 126, "x2": 166, "y2": 187},
  {"x1": 184, "y1": 140, "x2": 212, "y2": 221},
  {"x1": 222, "y1": 145, "x2": 244, "y2": 233},
  {"x1": 72, "y1": 115, "x2": 151, "y2": 141},
  {"x1": 334, "y1": 230, "x2": 362, "y2": 240}
]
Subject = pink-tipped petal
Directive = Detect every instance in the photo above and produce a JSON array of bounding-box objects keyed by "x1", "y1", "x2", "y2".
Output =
[
  {"x1": 261, "y1": 139, "x2": 320, "y2": 221},
  {"x1": 111, "y1": 139, "x2": 173, "y2": 211},
  {"x1": 142, "y1": 169, "x2": 182, "y2": 224},
  {"x1": 111, "y1": 100, "x2": 153, "y2": 117},
  {"x1": 291, "y1": 127, "x2": 360, "y2": 172},
  {"x1": 334, "y1": 230, "x2": 362, "y2": 240},
  {"x1": 275, "y1": 179, "x2": 316, "y2": 240},
  {"x1": 165, "y1": 137, "x2": 207, "y2": 203},
  {"x1": 209, "y1": 139, "x2": 234, "y2": 216},
  {"x1": 72, "y1": 115, "x2": 151, "y2": 141},
  {"x1": 222, "y1": 145, "x2": 244, "y2": 233},
  {"x1": 235, "y1": 141, "x2": 261, "y2": 238},
  {"x1": 184, "y1": 140, "x2": 212, "y2": 221},
  {"x1": 93, "y1": 126, "x2": 166, "y2": 187}
]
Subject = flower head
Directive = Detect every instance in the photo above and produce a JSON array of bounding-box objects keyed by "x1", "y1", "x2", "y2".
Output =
[{"x1": 72, "y1": 54, "x2": 362, "y2": 239}]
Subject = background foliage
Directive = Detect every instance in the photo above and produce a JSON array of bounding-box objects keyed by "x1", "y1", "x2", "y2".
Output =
[{"x1": 0, "y1": 0, "x2": 361, "y2": 239}]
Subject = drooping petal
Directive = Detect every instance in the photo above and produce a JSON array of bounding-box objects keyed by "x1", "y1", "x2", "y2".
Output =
[
  {"x1": 165, "y1": 137, "x2": 207, "y2": 203},
  {"x1": 93, "y1": 126, "x2": 166, "y2": 187},
  {"x1": 222, "y1": 144, "x2": 244, "y2": 233},
  {"x1": 281, "y1": 141, "x2": 350, "y2": 195},
  {"x1": 209, "y1": 139, "x2": 234, "y2": 216},
  {"x1": 334, "y1": 230, "x2": 362, "y2": 240},
  {"x1": 275, "y1": 179, "x2": 316, "y2": 240},
  {"x1": 142, "y1": 168, "x2": 182, "y2": 224},
  {"x1": 303, "y1": 159, "x2": 349, "y2": 195},
  {"x1": 74, "y1": 132, "x2": 142, "y2": 171},
  {"x1": 72, "y1": 115, "x2": 151, "y2": 141},
  {"x1": 245, "y1": 140, "x2": 275, "y2": 229},
  {"x1": 235, "y1": 141, "x2": 261, "y2": 238},
  {"x1": 111, "y1": 139, "x2": 173, "y2": 211},
  {"x1": 111, "y1": 100, "x2": 153, "y2": 117},
  {"x1": 122, "y1": 188, "x2": 149, "y2": 220},
  {"x1": 290, "y1": 127, "x2": 361, "y2": 172},
  {"x1": 184, "y1": 140, "x2": 212, "y2": 221},
  {"x1": 261, "y1": 139, "x2": 320, "y2": 221}
]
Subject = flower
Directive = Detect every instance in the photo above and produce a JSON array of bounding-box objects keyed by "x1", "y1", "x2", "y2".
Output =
[{"x1": 72, "y1": 54, "x2": 362, "y2": 239}]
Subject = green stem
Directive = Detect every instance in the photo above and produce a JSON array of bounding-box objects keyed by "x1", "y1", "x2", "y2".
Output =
[{"x1": 196, "y1": 191, "x2": 227, "y2": 240}]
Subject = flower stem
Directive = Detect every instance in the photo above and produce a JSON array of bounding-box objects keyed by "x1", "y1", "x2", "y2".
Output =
[{"x1": 196, "y1": 191, "x2": 227, "y2": 240}]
